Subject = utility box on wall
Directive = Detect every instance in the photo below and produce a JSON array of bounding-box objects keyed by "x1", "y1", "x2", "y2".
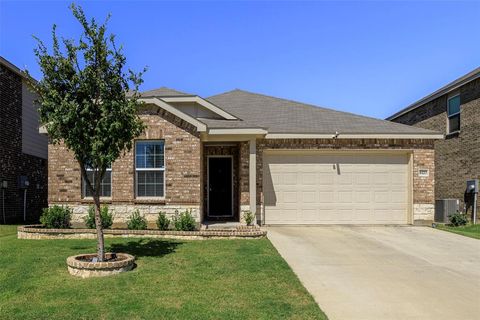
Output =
[
  {"x1": 467, "y1": 179, "x2": 479, "y2": 194},
  {"x1": 435, "y1": 199, "x2": 460, "y2": 223},
  {"x1": 17, "y1": 176, "x2": 29, "y2": 189}
]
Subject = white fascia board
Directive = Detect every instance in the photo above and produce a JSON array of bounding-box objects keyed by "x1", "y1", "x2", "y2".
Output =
[
  {"x1": 160, "y1": 96, "x2": 237, "y2": 120},
  {"x1": 208, "y1": 128, "x2": 268, "y2": 135},
  {"x1": 139, "y1": 98, "x2": 207, "y2": 132},
  {"x1": 265, "y1": 133, "x2": 444, "y2": 140}
]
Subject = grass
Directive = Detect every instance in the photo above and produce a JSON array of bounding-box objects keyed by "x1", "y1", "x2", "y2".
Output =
[
  {"x1": 436, "y1": 224, "x2": 480, "y2": 239},
  {"x1": 0, "y1": 225, "x2": 326, "y2": 320}
]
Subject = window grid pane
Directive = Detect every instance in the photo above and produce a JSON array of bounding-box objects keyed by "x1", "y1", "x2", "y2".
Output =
[
  {"x1": 84, "y1": 170, "x2": 111, "y2": 197},
  {"x1": 135, "y1": 141, "x2": 165, "y2": 197},
  {"x1": 136, "y1": 171, "x2": 164, "y2": 197},
  {"x1": 449, "y1": 114, "x2": 460, "y2": 133},
  {"x1": 447, "y1": 96, "x2": 460, "y2": 116}
]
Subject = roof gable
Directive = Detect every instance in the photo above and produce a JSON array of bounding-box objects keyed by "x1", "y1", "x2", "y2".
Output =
[{"x1": 387, "y1": 67, "x2": 480, "y2": 120}]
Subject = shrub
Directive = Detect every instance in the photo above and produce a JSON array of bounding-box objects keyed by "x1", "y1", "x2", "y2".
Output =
[
  {"x1": 126, "y1": 210, "x2": 148, "y2": 230},
  {"x1": 40, "y1": 205, "x2": 72, "y2": 229},
  {"x1": 243, "y1": 210, "x2": 255, "y2": 226},
  {"x1": 449, "y1": 211, "x2": 468, "y2": 227},
  {"x1": 173, "y1": 209, "x2": 196, "y2": 231},
  {"x1": 84, "y1": 205, "x2": 114, "y2": 229},
  {"x1": 156, "y1": 211, "x2": 170, "y2": 230}
]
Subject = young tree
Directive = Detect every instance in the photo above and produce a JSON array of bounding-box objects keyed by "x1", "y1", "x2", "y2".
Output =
[{"x1": 28, "y1": 4, "x2": 145, "y2": 261}]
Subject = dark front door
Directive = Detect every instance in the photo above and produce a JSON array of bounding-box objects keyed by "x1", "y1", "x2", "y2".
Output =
[{"x1": 208, "y1": 157, "x2": 233, "y2": 217}]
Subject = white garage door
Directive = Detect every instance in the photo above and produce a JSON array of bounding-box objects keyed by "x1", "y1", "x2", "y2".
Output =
[{"x1": 263, "y1": 152, "x2": 410, "y2": 224}]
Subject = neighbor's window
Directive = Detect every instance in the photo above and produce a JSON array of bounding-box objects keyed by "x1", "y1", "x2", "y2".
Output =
[
  {"x1": 135, "y1": 141, "x2": 165, "y2": 197},
  {"x1": 83, "y1": 165, "x2": 112, "y2": 197},
  {"x1": 447, "y1": 94, "x2": 460, "y2": 133}
]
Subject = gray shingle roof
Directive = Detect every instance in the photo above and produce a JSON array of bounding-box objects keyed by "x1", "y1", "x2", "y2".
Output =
[
  {"x1": 133, "y1": 86, "x2": 193, "y2": 97},
  {"x1": 206, "y1": 89, "x2": 440, "y2": 135}
]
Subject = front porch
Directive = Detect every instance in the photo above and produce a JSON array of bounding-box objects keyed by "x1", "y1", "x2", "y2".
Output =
[{"x1": 202, "y1": 139, "x2": 257, "y2": 223}]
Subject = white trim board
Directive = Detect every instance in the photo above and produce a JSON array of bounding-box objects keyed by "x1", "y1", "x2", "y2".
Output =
[
  {"x1": 265, "y1": 133, "x2": 444, "y2": 140},
  {"x1": 208, "y1": 128, "x2": 267, "y2": 135},
  {"x1": 161, "y1": 96, "x2": 238, "y2": 120},
  {"x1": 139, "y1": 97, "x2": 207, "y2": 132}
]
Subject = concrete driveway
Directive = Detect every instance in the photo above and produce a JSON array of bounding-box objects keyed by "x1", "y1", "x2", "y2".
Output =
[{"x1": 268, "y1": 226, "x2": 480, "y2": 320}]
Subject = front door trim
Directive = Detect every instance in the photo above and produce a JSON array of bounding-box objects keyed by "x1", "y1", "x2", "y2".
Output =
[{"x1": 207, "y1": 155, "x2": 234, "y2": 218}]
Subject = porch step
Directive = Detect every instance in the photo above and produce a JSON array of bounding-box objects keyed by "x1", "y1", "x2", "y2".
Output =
[
  {"x1": 201, "y1": 221, "x2": 260, "y2": 231},
  {"x1": 202, "y1": 222, "x2": 241, "y2": 230}
]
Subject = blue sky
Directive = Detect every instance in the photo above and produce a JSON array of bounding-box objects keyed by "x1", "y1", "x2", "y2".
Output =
[{"x1": 1, "y1": 1, "x2": 479, "y2": 119}]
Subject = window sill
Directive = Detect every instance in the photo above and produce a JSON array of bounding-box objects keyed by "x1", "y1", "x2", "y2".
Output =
[
  {"x1": 81, "y1": 197, "x2": 113, "y2": 204},
  {"x1": 445, "y1": 131, "x2": 460, "y2": 139},
  {"x1": 134, "y1": 198, "x2": 166, "y2": 205}
]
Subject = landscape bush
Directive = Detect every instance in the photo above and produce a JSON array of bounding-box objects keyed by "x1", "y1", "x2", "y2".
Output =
[
  {"x1": 84, "y1": 205, "x2": 114, "y2": 229},
  {"x1": 243, "y1": 210, "x2": 255, "y2": 226},
  {"x1": 156, "y1": 211, "x2": 170, "y2": 230},
  {"x1": 126, "y1": 210, "x2": 148, "y2": 230},
  {"x1": 173, "y1": 209, "x2": 196, "y2": 231},
  {"x1": 40, "y1": 205, "x2": 72, "y2": 229},
  {"x1": 449, "y1": 211, "x2": 468, "y2": 227}
]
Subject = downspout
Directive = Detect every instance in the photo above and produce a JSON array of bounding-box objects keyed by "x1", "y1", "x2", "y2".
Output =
[
  {"x1": 23, "y1": 188, "x2": 27, "y2": 222},
  {"x1": 2, "y1": 188, "x2": 5, "y2": 224}
]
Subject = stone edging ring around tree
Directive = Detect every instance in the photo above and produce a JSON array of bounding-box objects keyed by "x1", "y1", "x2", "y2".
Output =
[{"x1": 67, "y1": 253, "x2": 135, "y2": 278}]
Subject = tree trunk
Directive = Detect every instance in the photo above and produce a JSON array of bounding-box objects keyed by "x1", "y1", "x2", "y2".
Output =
[
  {"x1": 93, "y1": 195, "x2": 105, "y2": 262},
  {"x1": 79, "y1": 161, "x2": 106, "y2": 262}
]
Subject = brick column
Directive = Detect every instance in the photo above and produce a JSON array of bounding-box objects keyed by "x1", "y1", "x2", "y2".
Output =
[{"x1": 249, "y1": 138, "x2": 256, "y2": 215}]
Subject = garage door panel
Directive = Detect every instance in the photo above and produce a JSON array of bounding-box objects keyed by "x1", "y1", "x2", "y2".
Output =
[
  {"x1": 302, "y1": 191, "x2": 316, "y2": 203},
  {"x1": 338, "y1": 191, "x2": 354, "y2": 203},
  {"x1": 318, "y1": 191, "x2": 335, "y2": 202},
  {"x1": 264, "y1": 152, "x2": 409, "y2": 225},
  {"x1": 373, "y1": 173, "x2": 390, "y2": 184},
  {"x1": 318, "y1": 173, "x2": 334, "y2": 185},
  {"x1": 354, "y1": 191, "x2": 371, "y2": 203},
  {"x1": 353, "y1": 173, "x2": 371, "y2": 185},
  {"x1": 300, "y1": 172, "x2": 316, "y2": 185}
]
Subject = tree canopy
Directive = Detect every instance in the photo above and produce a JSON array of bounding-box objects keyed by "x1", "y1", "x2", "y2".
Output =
[
  {"x1": 30, "y1": 4, "x2": 145, "y2": 174},
  {"x1": 29, "y1": 3, "x2": 146, "y2": 261}
]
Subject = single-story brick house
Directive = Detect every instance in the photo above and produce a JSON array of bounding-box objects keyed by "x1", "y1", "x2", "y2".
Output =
[
  {"x1": 47, "y1": 87, "x2": 443, "y2": 226},
  {"x1": 387, "y1": 68, "x2": 480, "y2": 220}
]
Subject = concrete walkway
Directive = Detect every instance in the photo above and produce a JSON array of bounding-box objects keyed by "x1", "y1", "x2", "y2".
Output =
[{"x1": 268, "y1": 226, "x2": 480, "y2": 320}]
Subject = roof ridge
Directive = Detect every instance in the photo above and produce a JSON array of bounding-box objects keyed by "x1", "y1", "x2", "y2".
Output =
[
  {"x1": 207, "y1": 88, "x2": 242, "y2": 99},
  {"x1": 141, "y1": 86, "x2": 192, "y2": 96}
]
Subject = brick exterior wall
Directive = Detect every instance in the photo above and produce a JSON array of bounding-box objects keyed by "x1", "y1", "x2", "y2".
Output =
[
  {"x1": 48, "y1": 109, "x2": 201, "y2": 226},
  {"x1": 0, "y1": 64, "x2": 48, "y2": 223},
  {"x1": 253, "y1": 138, "x2": 436, "y2": 224},
  {"x1": 391, "y1": 78, "x2": 480, "y2": 219}
]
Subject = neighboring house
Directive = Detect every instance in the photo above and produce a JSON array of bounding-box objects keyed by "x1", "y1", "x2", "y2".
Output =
[
  {"x1": 48, "y1": 86, "x2": 442, "y2": 226},
  {"x1": 387, "y1": 68, "x2": 480, "y2": 219},
  {"x1": 0, "y1": 56, "x2": 48, "y2": 223}
]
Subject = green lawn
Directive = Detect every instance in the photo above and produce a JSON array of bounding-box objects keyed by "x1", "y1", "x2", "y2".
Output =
[
  {"x1": 436, "y1": 224, "x2": 480, "y2": 239},
  {"x1": 0, "y1": 225, "x2": 326, "y2": 320}
]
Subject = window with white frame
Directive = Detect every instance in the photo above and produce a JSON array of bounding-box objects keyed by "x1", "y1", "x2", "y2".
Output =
[
  {"x1": 447, "y1": 94, "x2": 460, "y2": 133},
  {"x1": 83, "y1": 165, "x2": 112, "y2": 197},
  {"x1": 135, "y1": 141, "x2": 165, "y2": 197}
]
